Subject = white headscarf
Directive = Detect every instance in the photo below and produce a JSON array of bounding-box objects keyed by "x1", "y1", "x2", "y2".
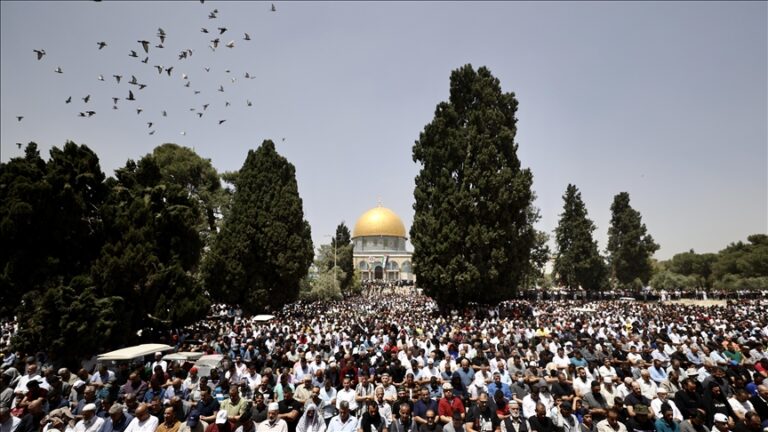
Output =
[{"x1": 296, "y1": 403, "x2": 325, "y2": 432}]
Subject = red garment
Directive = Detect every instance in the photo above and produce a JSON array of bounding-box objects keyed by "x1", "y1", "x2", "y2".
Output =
[{"x1": 438, "y1": 396, "x2": 465, "y2": 418}]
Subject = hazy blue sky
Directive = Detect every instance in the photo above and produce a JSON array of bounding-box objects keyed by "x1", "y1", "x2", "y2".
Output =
[{"x1": 2, "y1": 1, "x2": 766, "y2": 260}]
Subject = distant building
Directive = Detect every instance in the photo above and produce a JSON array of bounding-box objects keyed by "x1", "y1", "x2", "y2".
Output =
[{"x1": 352, "y1": 204, "x2": 414, "y2": 282}]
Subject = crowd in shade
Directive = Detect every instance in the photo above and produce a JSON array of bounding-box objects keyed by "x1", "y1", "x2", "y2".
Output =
[{"x1": 1, "y1": 293, "x2": 768, "y2": 432}]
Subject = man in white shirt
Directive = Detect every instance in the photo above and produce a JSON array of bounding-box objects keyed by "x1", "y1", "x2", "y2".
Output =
[
  {"x1": 336, "y1": 378, "x2": 358, "y2": 413},
  {"x1": 75, "y1": 404, "x2": 105, "y2": 432},
  {"x1": 125, "y1": 404, "x2": 159, "y2": 432},
  {"x1": 326, "y1": 401, "x2": 357, "y2": 432},
  {"x1": 649, "y1": 388, "x2": 682, "y2": 422},
  {"x1": 0, "y1": 407, "x2": 21, "y2": 432},
  {"x1": 727, "y1": 389, "x2": 755, "y2": 421},
  {"x1": 150, "y1": 353, "x2": 168, "y2": 374},
  {"x1": 256, "y1": 403, "x2": 287, "y2": 432}
]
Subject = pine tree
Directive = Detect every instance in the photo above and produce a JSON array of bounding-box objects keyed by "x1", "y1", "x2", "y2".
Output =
[
  {"x1": 554, "y1": 184, "x2": 607, "y2": 291},
  {"x1": 202, "y1": 140, "x2": 313, "y2": 312},
  {"x1": 411, "y1": 64, "x2": 537, "y2": 306},
  {"x1": 606, "y1": 192, "x2": 659, "y2": 288},
  {"x1": 331, "y1": 222, "x2": 354, "y2": 292}
]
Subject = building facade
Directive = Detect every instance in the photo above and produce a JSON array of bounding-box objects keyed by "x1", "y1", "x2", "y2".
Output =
[{"x1": 352, "y1": 204, "x2": 414, "y2": 282}]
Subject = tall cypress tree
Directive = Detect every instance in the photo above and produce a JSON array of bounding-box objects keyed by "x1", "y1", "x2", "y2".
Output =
[
  {"x1": 331, "y1": 222, "x2": 354, "y2": 292},
  {"x1": 554, "y1": 184, "x2": 607, "y2": 291},
  {"x1": 606, "y1": 192, "x2": 659, "y2": 288},
  {"x1": 411, "y1": 64, "x2": 537, "y2": 306},
  {"x1": 202, "y1": 140, "x2": 313, "y2": 312}
]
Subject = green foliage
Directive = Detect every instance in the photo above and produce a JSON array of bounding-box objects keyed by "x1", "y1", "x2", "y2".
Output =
[
  {"x1": 202, "y1": 140, "x2": 313, "y2": 312},
  {"x1": 554, "y1": 184, "x2": 608, "y2": 291},
  {"x1": 606, "y1": 192, "x2": 659, "y2": 288},
  {"x1": 410, "y1": 64, "x2": 537, "y2": 306},
  {"x1": 301, "y1": 266, "x2": 343, "y2": 301},
  {"x1": 649, "y1": 270, "x2": 698, "y2": 291},
  {"x1": 330, "y1": 222, "x2": 355, "y2": 293},
  {"x1": 667, "y1": 250, "x2": 716, "y2": 289}
]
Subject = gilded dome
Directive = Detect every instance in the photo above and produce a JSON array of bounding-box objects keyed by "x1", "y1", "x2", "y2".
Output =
[{"x1": 352, "y1": 205, "x2": 407, "y2": 238}]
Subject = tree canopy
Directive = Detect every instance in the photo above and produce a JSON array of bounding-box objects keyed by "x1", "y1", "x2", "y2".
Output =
[
  {"x1": 606, "y1": 192, "x2": 659, "y2": 288},
  {"x1": 410, "y1": 64, "x2": 538, "y2": 306}
]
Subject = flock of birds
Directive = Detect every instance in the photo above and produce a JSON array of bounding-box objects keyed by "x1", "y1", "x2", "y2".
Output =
[{"x1": 14, "y1": 1, "x2": 279, "y2": 148}]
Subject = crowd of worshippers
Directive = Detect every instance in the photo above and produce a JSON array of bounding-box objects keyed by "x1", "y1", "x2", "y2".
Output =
[{"x1": 1, "y1": 294, "x2": 768, "y2": 432}]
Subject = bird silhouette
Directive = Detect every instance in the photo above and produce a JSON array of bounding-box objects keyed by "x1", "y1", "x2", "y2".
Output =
[
  {"x1": 244, "y1": 33, "x2": 251, "y2": 41},
  {"x1": 211, "y1": 38, "x2": 220, "y2": 48},
  {"x1": 162, "y1": 110, "x2": 167, "y2": 117},
  {"x1": 33, "y1": 49, "x2": 46, "y2": 60},
  {"x1": 218, "y1": 85, "x2": 224, "y2": 92},
  {"x1": 129, "y1": 50, "x2": 138, "y2": 58},
  {"x1": 147, "y1": 122, "x2": 153, "y2": 128},
  {"x1": 182, "y1": 73, "x2": 188, "y2": 80},
  {"x1": 54, "y1": 66, "x2": 63, "y2": 73},
  {"x1": 97, "y1": 41, "x2": 107, "y2": 50},
  {"x1": 271, "y1": 3, "x2": 276, "y2": 12},
  {"x1": 65, "y1": 96, "x2": 72, "y2": 103},
  {"x1": 138, "y1": 84, "x2": 147, "y2": 90},
  {"x1": 230, "y1": 77, "x2": 236, "y2": 83},
  {"x1": 98, "y1": 74, "x2": 104, "y2": 81},
  {"x1": 142, "y1": 56, "x2": 149, "y2": 64},
  {"x1": 218, "y1": 119, "x2": 226, "y2": 124},
  {"x1": 16, "y1": 116, "x2": 23, "y2": 121},
  {"x1": 79, "y1": 112, "x2": 86, "y2": 117},
  {"x1": 112, "y1": 97, "x2": 119, "y2": 104},
  {"x1": 138, "y1": 40, "x2": 150, "y2": 53},
  {"x1": 194, "y1": 90, "x2": 201, "y2": 94},
  {"x1": 127, "y1": 90, "x2": 135, "y2": 100},
  {"x1": 208, "y1": 11, "x2": 217, "y2": 19},
  {"x1": 201, "y1": 28, "x2": 209, "y2": 33},
  {"x1": 129, "y1": 75, "x2": 138, "y2": 85},
  {"x1": 180, "y1": 131, "x2": 186, "y2": 135},
  {"x1": 218, "y1": 27, "x2": 227, "y2": 34},
  {"x1": 247, "y1": 100, "x2": 252, "y2": 106},
  {"x1": 155, "y1": 65, "x2": 163, "y2": 74},
  {"x1": 184, "y1": 81, "x2": 191, "y2": 87},
  {"x1": 225, "y1": 40, "x2": 235, "y2": 48},
  {"x1": 16, "y1": 143, "x2": 22, "y2": 149},
  {"x1": 203, "y1": 104, "x2": 209, "y2": 110},
  {"x1": 137, "y1": 108, "x2": 143, "y2": 114},
  {"x1": 157, "y1": 28, "x2": 166, "y2": 43},
  {"x1": 114, "y1": 74, "x2": 122, "y2": 83},
  {"x1": 86, "y1": 111, "x2": 96, "y2": 117},
  {"x1": 197, "y1": 112, "x2": 203, "y2": 118},
  {"x1": 155, "y1": 43, "x2": 164, "y2": 49},
  {"x1": 204, "y1": 67, "x2": 210, "y2": 72},
  {"x1": 149, "y1": 130, "x2": 156, "y2": 135},
  {"x1": 83, "y1": 95, "x2": 90, "y2": 103},
  {"x1": 113, "y1": 105, "x2": 118, "y2": 110},
  {"x1": 165, "y1": 66, "x2": 173, "y2": 76}
]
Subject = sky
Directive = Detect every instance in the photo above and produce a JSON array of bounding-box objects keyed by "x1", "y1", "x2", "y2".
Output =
[{"x1": 1, "y1": 1, "x2": 766, "y2": 261}]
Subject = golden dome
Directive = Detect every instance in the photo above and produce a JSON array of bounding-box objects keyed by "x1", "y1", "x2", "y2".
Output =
[{"x1": 352, "y1": 205, "x2": 407, "y2": 238}]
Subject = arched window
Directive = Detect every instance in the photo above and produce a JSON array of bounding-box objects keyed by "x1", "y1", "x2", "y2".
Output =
[
  {"x1": 386, "y1": 260, "x2": 399, "y2": 271},
  {"x1": 401, "y1": 261, "x2": 412, "y2": 273},
  {"x1": 359, "y1": 261, "x2": 369, "y2": 270}
]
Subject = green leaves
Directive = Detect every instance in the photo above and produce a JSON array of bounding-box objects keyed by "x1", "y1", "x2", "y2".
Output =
[
  {"x1": 201, "y1": 140, "x2": 313, "y2": 313},
  {"x1": 554, "y1": 184, "x2": 608, "y2": 291},
  {"x1": 606, "y1": 192, "x2": 659, "y2": 288},
  {"x1": 411, "y1": 64, "x2": 537, "y2": 305}
]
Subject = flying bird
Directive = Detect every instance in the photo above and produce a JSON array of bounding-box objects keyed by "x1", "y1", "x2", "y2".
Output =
[
  {"x1": 218, "y1": 120, "x2": 226, "y2": 125},
  {"x1": 182, "y1": 73, "x2": 188, "y2": 80},
  {"x1": 142, "y1": 56, "x2": 149, "y2": 64},
  {"x1": 157, "y1": 28, "x2": 166, "y2": 43},
  {"x1": 113, "y1": 105, "x2": 118, "y2": 110},
  {"x1": 83, "y1": 95, "x2": 90, "y2": 103},
  {"x1": 114, "y1": 74, "x2": 122, "y2": 83},
  {"x1": 86, "y1": 111, "x2": 96, "y2": 117},
  {"x1": 16, "y1": 116, "x2": 23, "y2": 122},
  {"x1": 184, "y1": 81, "x2": 190, "y2": 87},
  {"x1": 162, "y1": 110, "x2": 167, "y2": 117},
  {"x1": 138, "y1": 40, "x2": 150, "y2": 53},
  {"x1": 201, "y1": 28, "x2": 209, "y2": 33},
  {"x1": 197, "y1": 112, "x2": 203, "y2": 118},
  {"x1": 33, "y1": 49, "x2": 46, "y2": 60},
  {"x1": 129, "y1": 75, "x2": 138, "y2": 85},
  {"x1": 136, "y1": 108, "x2": 143, "y2": 114},
  {"x1": 127, "y1": 90, "x2": 135, "y2": 101},
  {"x1": 218, "y1": 27, "x2": 227, "y2": 34},
  {"x1": 16, "y1": 143, "x2": 22, "y2": 149},
  {"x1": 98, "y1": 74, "x2": 104, "y2": 81},
  {"x1": 54, "y1": 66, "x2": 63, "y2": 73},
  {"x1": 230, "y1": 77, "x2": 236, "y2": 83},
  {"x1": 194, "y1": 90, "x2": 201, "y2": 94},
  {"x1": 112, "y1": 97, "x2": 120, "y2": 104},
  {"x1": 225, "y1": 40, "x2": 235, "y2": 48},
  {"x1": 211, "y1": 38, "x2": 220, "y2": 48},
  {"x1": 271, "y1": 3, "x2": 276, "y2": 12},
  {"x1": 155, "y1": 65, "x2": 163, "y2": 74},
  {"x1": 203, "y1": 104, "x2": 209, "y2": 110},
  {"x1": 244, "y1": 33, "x2": 251, "y2": 41},
  {"x1": 129, "y1": 50, "x2": 139, "y2": 58},
  {"x1": 149, "y1": 130, "x2": 156, "y2": 135},
  {"x1": 165, "y1": 66, "x2": 173, "y2": 76},
  {"x1": 208, "y1": 11, "x2": 217, "y2": 19},
  {"x1": 97, "y1": 41, "x2": 107, "y2": 50},
  {"x1": 204, "y1": 67, "x2": 210, "y2": 72},
  {"x1": 147, "y1": 122, "x2": 153, "y2": 128},
  {"x1": 155, "y1": 44, "x2": 164, "y2": 49},
  {"x1": 180, "y1": 131, "x2": 186, "y2": 136},
  {"x1": 247, "y1": 100, "x2": 252, "y2": 106},
  {"x1": 138, "y1": 84, "x2": 147, "y2": 90},
  {"x1": 65, "y1": 96, "x2": 72, "y2": 103},
  {"x1": 225, "y1": 101, "x2": 230, "y2": 107},
  {"x1": 218, "y1": 85, "x2": 224, "y2": 92}
]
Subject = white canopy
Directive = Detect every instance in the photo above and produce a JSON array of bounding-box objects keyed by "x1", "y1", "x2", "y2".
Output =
[
  {"x1": 97, "y1": 343, "x2": 173, "y2": 361},
  {"x1": 252, "y1": 314, "x2": 275, "y2": 322}
]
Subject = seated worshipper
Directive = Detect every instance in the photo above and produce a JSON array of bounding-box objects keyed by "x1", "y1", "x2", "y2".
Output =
[
  {"x1": 180, "y1": 411, "x2": 206, "y2": 432},
  {"x1": 730, "y1": 410, "x2": 761, "y2": 432},
  {"x1": 278, "y1": 386, "x2": 304, "y2": 432},
  {"x1": 103, "y1": 403, "x2": 134, "y2": 432},
  {"x1": 551, "y1": 399, "x2": 578, "y2": 432},
  {"x1": 438, "y1": 384, "x2": 465, "y2": 425},
  {"x1": 207, "y1": 411, "x2": 234, "y2": 432},
  {"x1": 498, "y1": 401, "x2": 529, "y2": 432},
  {"x1": 389, "y1": 403, "x2": 417, "y2": 432},
  {"x1": 125, "y1": 403, "x2": 160, "y2": 432},
  {"x1": 595, "y1": 407, "x2": 627, "y2": 432},
  {"x1": 157, "y1": 407, "x2": 182, "y2": 432},
  {"x1": 464, "y1": 392, "x2": 500, "y2": 432},
  {"x1": 624, "y1": 383, "x2": 652, "y2": 419},
  {"x1": 417, "y1": 410, "x2": 442, "y2": 432},
  {"x1": 327, "y1": 401, "x2": 358, "y2": 432},
  {"x1": 678, "y1": 411, "x2": 709, "y2": 432},
  {"x1": 221, "y1": 387, "x2": 249, "y2": 423},
  {"x1": 728, "y1": 389, "x2": 754, "y2": 422},
  {"x1": 527, "y1": 403, "x2": 555, "y2": 432},
  {"x1": 235, "y1": 409, "x2": 260, "y2": 432},
  {"x1": 392, "y1": 388, "x2": 414, "y2": 422},
  {"x1": 442, "y1": 413, "x2": 467, "y2": 432},
  {"x1": 654, "y1": 404, "x2": 680, "y2": 432},
  {"x1": 256, "y1": 403, "x2": 288, "y2": 432},
  {"x1": 358, "y1": 400, "x2": 385, "y2": 432},
  {"x1": 74, "y1": 403, "x2": 105, "y2": 432},
  {"x1": 651, "y1": 389, "x2": 682, "y2": 423},
  {"x1": 414, "y1": 388, "x2": 438, "y2": 426},
  {"x1": 625, "y1": 405, "x2": 655, "y2": 432}
]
